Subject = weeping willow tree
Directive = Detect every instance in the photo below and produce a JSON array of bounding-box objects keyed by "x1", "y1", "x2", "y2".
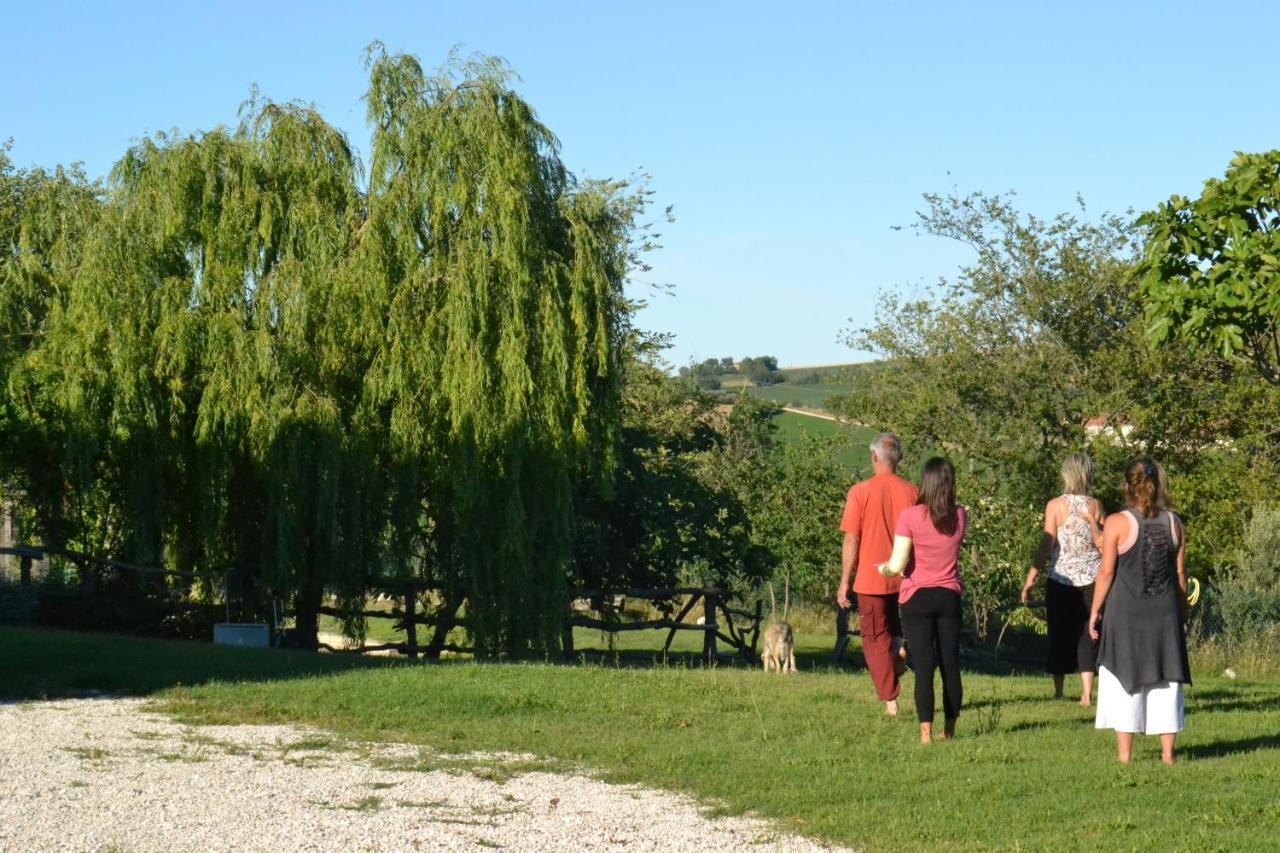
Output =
[
  {"x1": 1, "y1": 47, "x2": 641, "y2": 654},
  {"x1": 0, "y1": 144, "x2": 106, "y2": 553}
]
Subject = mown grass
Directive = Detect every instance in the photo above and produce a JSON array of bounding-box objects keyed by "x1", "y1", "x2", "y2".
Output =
[
  {"x1": 0, "y1": 626, "x2": 383, "y2": 700},
  {"x1": 4, "y1": 625, "x2": 1278, "y2": 851}
]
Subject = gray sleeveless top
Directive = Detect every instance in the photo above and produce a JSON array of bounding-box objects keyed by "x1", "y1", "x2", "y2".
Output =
[{"x1": 1096, "y1": 510, "x2": 1191, "y2": 692}]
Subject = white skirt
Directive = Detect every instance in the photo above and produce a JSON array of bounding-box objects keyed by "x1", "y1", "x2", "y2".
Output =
[{"x1": 1095, "y1": 665, "x2": 1184, "y2": 735}]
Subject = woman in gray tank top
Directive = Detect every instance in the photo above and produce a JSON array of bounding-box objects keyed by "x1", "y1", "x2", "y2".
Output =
[{"x1": 1088, "y1": 460, "x2": 1191, "y2": 765}]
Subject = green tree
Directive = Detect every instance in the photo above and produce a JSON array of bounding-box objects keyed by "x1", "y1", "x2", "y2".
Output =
[
  {"x1": 1138, "y1": 151, "x2": 1280, "y2": 383},
  {"x1": 572, "y1": 350, "x2": 767, "y2": 602},
  {"x1": 0, "y1": 49, "x2": 645, "y2": 655},
  {"x1": 839, "y1": 190, "x2": 1280, "y2": 603}
]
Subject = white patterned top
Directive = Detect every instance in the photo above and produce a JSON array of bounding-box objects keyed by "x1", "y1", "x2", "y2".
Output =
[{"x1": 1047, "y1": 493, "x2": 1102, "y2": 587}]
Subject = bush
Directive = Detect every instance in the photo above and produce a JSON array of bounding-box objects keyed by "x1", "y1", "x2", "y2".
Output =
[
  {"x1": 1186, "y1": 504, "x2": 1280, "y2": 675},
  {"x1": 1231, "y1": 504, "x2": 1280, "y2": 593},
  {"x1": 961, "y1": 495, "x2": 1042, "y2": 641},
  {"x1": 0, "y1": 578, "x2": 38, "y2": 625}
]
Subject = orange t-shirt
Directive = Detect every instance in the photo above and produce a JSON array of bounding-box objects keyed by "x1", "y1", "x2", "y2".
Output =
[{"x1": 839, "y1": 472, "x2": 919, "y2": 595}]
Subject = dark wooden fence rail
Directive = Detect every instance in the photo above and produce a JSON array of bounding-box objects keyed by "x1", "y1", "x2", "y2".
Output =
[
  {"x1": 318, "y1": 585, "x2": 764, "y2": 663},
  {"x1": 3, "y1": 544, "x2": 763, "y2": 663}
]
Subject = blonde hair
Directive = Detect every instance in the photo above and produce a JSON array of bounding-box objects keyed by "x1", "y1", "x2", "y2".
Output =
[
  {"x1": 1153, "y1": 460, "x2": 1174, "y2": 512},
  {"x1": 1060, "y1": 453, "x2": 1094, "y2": 496}
]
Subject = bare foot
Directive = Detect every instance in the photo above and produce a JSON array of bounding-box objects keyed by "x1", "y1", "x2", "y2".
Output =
[
  {"x1": 919, "y1": 723, "x2": 933, "y2": 744},
  {"x1": 1079, "y1": 696, "x2": 1092, "y2": 707},
  {"x1": 1162, "y1": 755, "x2": 1176, "y2": 766},
  {"x1": 884, "y1": 700, "x2": 898, "y2": 716}
]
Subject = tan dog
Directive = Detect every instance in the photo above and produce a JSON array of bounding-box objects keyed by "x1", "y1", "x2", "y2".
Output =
[{"x1": 761, "y1": 621, "x2": 796, "y2": 673}]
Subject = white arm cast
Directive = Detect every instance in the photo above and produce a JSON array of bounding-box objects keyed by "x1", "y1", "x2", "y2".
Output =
[{"x1": 879, "y1": 535, "x2": 913, "y2": 577}]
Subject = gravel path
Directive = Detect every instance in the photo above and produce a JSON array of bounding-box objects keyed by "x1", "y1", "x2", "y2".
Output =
[{"x1": 0, "y1": 698, "x2": 836, "y2": 852}]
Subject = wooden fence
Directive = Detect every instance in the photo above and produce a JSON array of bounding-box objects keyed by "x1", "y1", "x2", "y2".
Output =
[
  {"x1": 316, "y1": 585, "x2": 765, "y2": 663},
  {"x1": 2, "y1": 543, "x2": 764, "y2": 663}
]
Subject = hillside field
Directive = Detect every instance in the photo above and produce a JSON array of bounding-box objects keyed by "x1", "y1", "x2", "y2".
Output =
[{"x1": 771, "y1": 411, "x2": 875, "y2": 473}]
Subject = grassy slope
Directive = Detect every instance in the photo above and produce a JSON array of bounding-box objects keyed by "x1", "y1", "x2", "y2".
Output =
[
  {"x1": 772, "y1": 411, "x2": 875, "y2": 473},
  {"x1": 739, "y1": 383, "x2": 855, "y2": 410},
  {"x1": 5, "y1": 626, "x2": 1278, "y2": 851}
]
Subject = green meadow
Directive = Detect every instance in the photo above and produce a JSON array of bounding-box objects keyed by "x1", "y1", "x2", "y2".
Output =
[{"x1": 5, "y1": 625, "x2": 1277, "y2": 852}]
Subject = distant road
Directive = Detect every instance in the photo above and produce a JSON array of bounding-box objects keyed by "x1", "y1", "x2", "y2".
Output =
[
  {"x1": 779, "y1": 406, "x2": 872, "y2": 430},
  {"x1": 780, "y1": 406, "x2": 839, "y2": 422}
]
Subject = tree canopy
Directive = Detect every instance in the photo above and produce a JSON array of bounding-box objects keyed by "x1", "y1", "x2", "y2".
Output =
[
  {"x1": 838, "y1": 191, "x2": 1280, "y2": 596},
  {"x1": 0, "y1": 48, "x2": 651, "y2": 655},
  {"x1": 1138, "y1": 150, "x2": 1280, "y2": 383}
]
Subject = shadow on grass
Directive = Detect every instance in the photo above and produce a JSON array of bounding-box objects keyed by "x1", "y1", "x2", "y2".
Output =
[
  {"x1": 0, "y1": 626, "x2": 394, "y2": 702},
  {"x1": 1181, "y1": 734, "x2": 1280, "y2": 760},
  {"x1": 1185, "y1": 687, "x2": 1280, "y2": 715}
]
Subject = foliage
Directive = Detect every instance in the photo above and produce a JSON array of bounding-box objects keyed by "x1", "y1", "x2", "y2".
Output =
[
  {"x1": 838, "y1": 191, "x2": 1280, "y2": 583},
  {"x1": 836, "y1": 192, "x2": 1140, "y2": 504},
  {"x1": 962, "y1": 495, "x2": 1042, "y2": 639},
  {"x1": 570, "y1": 355, "x2": 768, "y2": 601},
  {"x1": 0, "y1": 49, "x2": 648, "y2": 655},
  {"x1": 1231, "y1": 504, "x2": 1280, "y2": 594},
  {"x1": 1138, "y1": 151, "x2": 1280, "y2": 383},
  {"x1": 678, "y1": 354, "x2": 781, "y2": 385},
  {"x1": 699, "y1": 396, "x2": 854, "y2": 607}
]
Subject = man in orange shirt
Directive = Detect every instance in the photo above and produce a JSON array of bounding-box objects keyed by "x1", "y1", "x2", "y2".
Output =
[{"x1": 837, "y1": 433, "x2": 918, "y2": 715}]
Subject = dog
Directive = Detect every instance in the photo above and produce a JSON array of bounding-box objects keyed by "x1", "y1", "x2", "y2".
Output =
[{"x1": 761, "y1": 621, "x2": 796, "y2": 673}]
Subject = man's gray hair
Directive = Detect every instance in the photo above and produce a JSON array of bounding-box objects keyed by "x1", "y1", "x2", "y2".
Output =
[{"x1": 869, "y1": 433, "x2": 902, "y2": 467}]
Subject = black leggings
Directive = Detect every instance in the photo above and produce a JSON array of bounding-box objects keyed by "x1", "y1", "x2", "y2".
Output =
[{"x1": 900, "y1": 587, "x2": 963, "y2": 724}]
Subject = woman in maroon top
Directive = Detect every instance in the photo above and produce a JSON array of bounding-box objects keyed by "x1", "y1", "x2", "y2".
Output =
[{"x1": 878, "y1": 457, "x2": 967, "y2": 744}]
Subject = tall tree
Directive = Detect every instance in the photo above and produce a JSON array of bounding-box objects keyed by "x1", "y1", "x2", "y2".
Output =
[
  {"x1": 1, "y1": 48, "x2": 644, "y2": 655},
  {"x1": 1138, "y1": 151, "x2": 1280, "y2": 384}
]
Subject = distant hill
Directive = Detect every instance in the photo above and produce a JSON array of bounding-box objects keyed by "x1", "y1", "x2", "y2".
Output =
[{"x1": 714, "y1": 361, "x2": 880, "y2": 413}]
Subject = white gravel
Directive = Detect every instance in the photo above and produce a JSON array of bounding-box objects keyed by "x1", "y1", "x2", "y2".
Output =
[{"x1": 0, "y1": 698, "x2": 836, "y2": 852}]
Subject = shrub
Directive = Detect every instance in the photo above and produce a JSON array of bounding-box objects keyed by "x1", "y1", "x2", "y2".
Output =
[
  {"x1": 1230, "y1": 504, "x2": 1280, "y2": 593},
  {"x1": 0, "y1": 578, "x2": 38, "y2": 625},
  {"x1": 1186, "y1": 504, "x2": 1280, "y2": 675},
  {"x1": 961, "y1": 495, "x2": 1042, "y2": 641}
]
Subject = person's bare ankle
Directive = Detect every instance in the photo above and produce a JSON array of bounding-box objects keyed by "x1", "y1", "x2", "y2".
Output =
[
  {"x1": 919, "y1": 723, "x2": 933, "y2": 744},
  {"x1": 1162, "y1": 754, "x2": 1175, "y2": 766},
  {"x1": 884, "y1": 699, "x2": 898, "y2": 716},
  {"x1": 1079, "y1": 696, "x2": 1092, "y2": 707}
]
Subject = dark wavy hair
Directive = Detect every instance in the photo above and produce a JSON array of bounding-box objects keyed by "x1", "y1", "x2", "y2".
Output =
[
  {"x1": 1123, "y1": 459, "x2": 1162, "y2": 518},
  {"x1": 917, "y1": 456, "x2": 958, "y2": 535}
]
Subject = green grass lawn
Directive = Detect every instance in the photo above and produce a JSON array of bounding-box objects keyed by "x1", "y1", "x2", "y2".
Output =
[
  {"x1": 772, "y1": 411, "x2": 876, "y2": 474},
  {"x1": 4, "y1": 625, "x2": 1277, "y2": 851}
]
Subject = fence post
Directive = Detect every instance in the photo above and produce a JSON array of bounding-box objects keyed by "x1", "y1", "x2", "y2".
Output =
[
  {"x1": 562, "y1": 616, "x2": 575, "y2": 660},
  {"x1": 751, "y1": 598, "x2": 763, "y2": 658},
  {"x1": 404, "y1": 584, "x2": 418, "y2": 660},
  {"x1": 702, "y1": 587, "x2": 718, "y2": 663},
  {"x1": 19, "y1": 555, "x2": 32, "y2": 588}
]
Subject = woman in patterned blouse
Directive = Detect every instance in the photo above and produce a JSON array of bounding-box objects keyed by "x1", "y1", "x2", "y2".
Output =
[{"x1": 1020, "y1": 453, "x2": 1105, "y2": 705}]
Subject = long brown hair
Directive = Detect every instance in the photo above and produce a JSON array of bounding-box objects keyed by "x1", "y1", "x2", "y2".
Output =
[
  {"x1": 918, "y1": 456, "x2": 958, "y2": 535},
  {"x1": 1123, "y1": 459, "x2": 1162, "y2": 518}
]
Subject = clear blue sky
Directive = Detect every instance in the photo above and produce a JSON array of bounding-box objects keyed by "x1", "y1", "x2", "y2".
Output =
[{"x1": 5, "y1": 1, "x2": 1279, "y2": 369}]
